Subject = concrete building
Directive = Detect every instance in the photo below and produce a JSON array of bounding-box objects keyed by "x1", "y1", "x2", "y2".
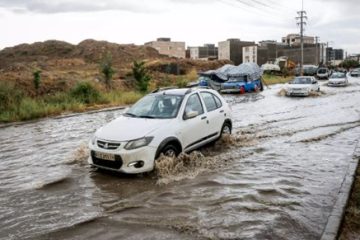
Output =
[
  {"x1": 282, "y1": 34, "x2": 314, "y2": 46},
  {"x1": 326, "y1": 48, "x2": 344, "y2": 62},
  {"x1": 218, "y1": 38, "x2": 255, "y2": 65},
  {"x1": 188, "y1": 44, "x2": 218, "y2": 60},
  {"x1": 277, "y1": 44, "x2": 325, "y2": 65},
  {"x1": 243, "y1": 41, "x2": 281, "y2": 66},
  {"x1": 145, "y1": 38, "x2": 185, "y2": 58}
]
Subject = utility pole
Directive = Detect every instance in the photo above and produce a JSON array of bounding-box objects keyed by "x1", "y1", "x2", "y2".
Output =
[
  {"x1": 296, "y1": 0, "x2": 307, "y2": 75},
  {"x1": 315, "y1": 36, "x2": 319, "y2": 65}
]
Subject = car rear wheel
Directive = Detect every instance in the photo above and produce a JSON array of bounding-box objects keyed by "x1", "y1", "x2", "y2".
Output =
[{"x1": 161, "y1": 144, "x2": 180, "y2": 158}]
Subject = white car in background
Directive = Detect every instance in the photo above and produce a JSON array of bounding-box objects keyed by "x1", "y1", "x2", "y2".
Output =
[
  {"x1": 88, "y1": 87, "x2": 232, "y2": 174},
  {"x1": 328, "y1": 72, "x2": 348, "y2": 87},
  {"x1": 285, "y1": 76, "x2": 320, "y2": 97}
]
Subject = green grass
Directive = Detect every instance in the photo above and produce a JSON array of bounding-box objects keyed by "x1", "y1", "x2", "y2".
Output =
[
  {"x1": 262, "y1": 74, "x2": 294, "y2": 85},
  {"x1": 0, "y1": 81, "x2": 144, "y2": 123},
  {"x1": 339, "y1": 165, "x2": 360, "y2": 240}
]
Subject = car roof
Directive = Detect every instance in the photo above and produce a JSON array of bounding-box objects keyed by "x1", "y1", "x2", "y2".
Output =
[{"x1": 153, "y1": 87, "x2": 214, "y2": 96}]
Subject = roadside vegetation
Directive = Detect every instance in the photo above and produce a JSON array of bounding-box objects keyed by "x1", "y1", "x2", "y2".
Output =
[
  {"x1": 0, "y1": 81, "x2": 142, "y2": 123},
  {"x1": 262, "y1": 73, "x2": 294, "y2": 85},
  {"x1": 339, "y1": 164, "x2": 360, "y2": 240}
]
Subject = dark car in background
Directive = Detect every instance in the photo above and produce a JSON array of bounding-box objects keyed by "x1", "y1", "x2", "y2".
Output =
[
  {"x1": 350, "y1": 68, "x2": 360, "y2": 77},
  {"x1": 295, "y1": 65, "x2": 318, "y2": 76},
  {"x1": 316, "y1": 67, "x2": 330, "y2": 80}
]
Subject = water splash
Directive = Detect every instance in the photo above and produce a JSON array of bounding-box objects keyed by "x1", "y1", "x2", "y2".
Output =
[{"x1": 65, "y1": 143, "x2": 89, "y2": 165}]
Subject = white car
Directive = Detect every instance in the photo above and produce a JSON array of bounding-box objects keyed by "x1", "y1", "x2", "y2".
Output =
[
  {"x1": 285, "y1": 76, "x2": 320, "y2": 96},
  {"x1": 88, "y1": 87, "x2": 232, "y2": 174},
  {"x1": 328, "y1": 72, "x2": 348, "y2": 87}
]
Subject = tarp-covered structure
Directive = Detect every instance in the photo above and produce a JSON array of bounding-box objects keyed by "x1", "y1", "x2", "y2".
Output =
[
  {"x1": 227, "y1": 62, "x2": 263, "y2": 81},
  {"x1": 200, "y1": 63, "x2": 262, "y2": 82},
  {"x1": 200, "y1": 64, "x2": 236, "y2": 82}
]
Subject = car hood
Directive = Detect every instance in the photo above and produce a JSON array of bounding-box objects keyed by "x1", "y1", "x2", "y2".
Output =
[
  {"x1": 287, "y1": 84, "x2": 311, "y2": 90},
  {"x1": 329, "y1": 78, "x2": 346, "y2": 83},
  {"x1": 95, "y1": 116, "x2": 172, "y2": 141}
]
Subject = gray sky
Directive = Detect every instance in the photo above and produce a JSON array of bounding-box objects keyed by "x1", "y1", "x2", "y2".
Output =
[{"x1": 0, "y1": 0, "x2": 359, "y2": 54}]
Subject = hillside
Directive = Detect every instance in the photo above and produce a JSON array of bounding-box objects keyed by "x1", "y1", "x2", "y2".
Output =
[{"x1": 0, "y1": 39, "x2": 230, "y2": 95}]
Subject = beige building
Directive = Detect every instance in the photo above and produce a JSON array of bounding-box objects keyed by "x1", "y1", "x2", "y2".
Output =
[
  {"x1": 145, "y1": 38, "x2": 185, "y2": 58},
  {"x1": 243, "y1": 45, "x2": 258, "y2": 63},
  {"x1": 282, "y1": 34, "x2": 314, "y2": 46},
  {"x1": 218, "y1": 38, "x2": 255, "y2": 65}
]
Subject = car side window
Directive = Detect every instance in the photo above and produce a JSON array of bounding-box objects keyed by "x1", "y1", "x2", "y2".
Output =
[
  {"x1": 200, "y1": 92, "x2": 218, "y2": 112},
  {"x1": 184, "y1": 94, "x2": 204, "y2": 118},
  {"x1": 213, "y1": 94, "x2": 223, "y2": 108}
]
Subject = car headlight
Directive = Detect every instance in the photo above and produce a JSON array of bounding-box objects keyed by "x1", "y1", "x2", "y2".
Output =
[{"x1": 124, "y1": 137, "x2": 153, "y2": 150}]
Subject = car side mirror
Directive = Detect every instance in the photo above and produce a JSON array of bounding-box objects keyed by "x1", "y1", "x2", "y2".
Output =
[
  {"x1": 312, "y1": 81, "x2": 317, "y2": 84},
  {"x1": 184, "y1": 110, "x2": 198, "y2": 120}
]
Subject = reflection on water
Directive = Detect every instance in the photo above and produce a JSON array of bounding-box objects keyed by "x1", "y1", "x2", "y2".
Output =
[{"x1": 0, "y1": 77, "x2": 360, "y2": 240}]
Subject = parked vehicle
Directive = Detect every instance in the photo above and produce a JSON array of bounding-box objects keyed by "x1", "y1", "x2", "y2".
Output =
[
  {"x1": 295, "y1": 65, "x2": 318, "y2": 76},
  {"x1": 328, "y1": 72, "x2": 348, "y2": 87},
  {"x1": 350, "y1": 68, "x2": 360, "y2": 77},
  {"x1": 88, "y1": 87, "x2": 232, "y2": 174},
  {"x1": 220, "y1": 62, "x2": 263, "y2": 94},
  {"x1": 285, "y1": 76, "x2": 320, "y2": 97},
  {"x1": 316, "y1": 67, "x2": 330, "y2": 80},
  {"x1": 221, "y1": 76, "x2": 262, "y2": 93}
]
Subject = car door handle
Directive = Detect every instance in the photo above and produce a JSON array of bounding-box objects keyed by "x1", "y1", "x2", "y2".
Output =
[
  {"x1": 201, "y1": 116, "x2": 207, "y2": 120},
  {"x1": 220, "y1": 110, "x2": 224, "y2": 113}
]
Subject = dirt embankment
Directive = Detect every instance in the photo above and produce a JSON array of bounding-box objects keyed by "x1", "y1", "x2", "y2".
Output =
[{"x1": 0, "y1": 39, "x2": 230, "y2": 96}]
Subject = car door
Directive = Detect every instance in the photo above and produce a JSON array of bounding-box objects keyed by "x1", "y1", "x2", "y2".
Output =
[
  {"x1": 200, "y1": 91, "x2": 224, "y2": 137},
  {"x1": 311, "y1": 78, "x2": 319, "y2": 91},
  {"x1": 179, "y1": 93, "x2": 209, "y2": 151}
]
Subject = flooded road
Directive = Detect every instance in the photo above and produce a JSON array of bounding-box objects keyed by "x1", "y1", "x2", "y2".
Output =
[{"x1": 1, "y1": 76, "x2": 360, "y2": 240}]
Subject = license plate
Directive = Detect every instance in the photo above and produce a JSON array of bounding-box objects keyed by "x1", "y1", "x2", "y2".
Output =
[{"x1": 94, "y1": 152, "x2": 115, "y2": 161}]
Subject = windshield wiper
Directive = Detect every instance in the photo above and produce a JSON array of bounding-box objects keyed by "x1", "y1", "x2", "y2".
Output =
[
  {"x1": 138, "y1": 115, "x2": 156, "y2": 119},
  {"x1": 124, "y1": 113, "x2": 138, "y2": 118}
]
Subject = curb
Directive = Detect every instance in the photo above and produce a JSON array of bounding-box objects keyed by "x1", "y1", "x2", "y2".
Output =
[
  {"x1": 320, "y1": 141, "x2": 360, "y2": 240},
  {"x1": 0, "y1": 106, "x2": 127, "y2": 129}
]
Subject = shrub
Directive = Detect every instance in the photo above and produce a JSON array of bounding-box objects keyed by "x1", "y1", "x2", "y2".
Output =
[
  {"x1": 0, "y1": 81, "x2": 24, "y2": 112},
  {"x1": 33, "y1": 70, "x2": 41, "y2": 94},
  {"x1": 70, "y1": 81, "x2": 104, "y2": 104},
  {"x1": 100, "y1": 53, "x2": 114, "y2": 89},
  {"x1": 132, "y1": 60, "x2": 151, "y2": 93}
]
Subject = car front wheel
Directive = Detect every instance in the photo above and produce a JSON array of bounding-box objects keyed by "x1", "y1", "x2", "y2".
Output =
[
  {"x1": 221, "y1": 122, "x2": 232, "y2": 136},
  {"x1": 161, "y1": 144, "x2": 180, "y2": 158}
]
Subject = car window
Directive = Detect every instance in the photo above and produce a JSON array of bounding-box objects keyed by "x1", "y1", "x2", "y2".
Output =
[
  {"x1": 200, "y1": 92, "x2": 218, "y2": 112},
  {"x1": 184, "y1": 93, "x2": 204, "y2": 118},
  {"x1": 126, "y1": 94, "x2": 183, "y2": 119},
  {"x1": 213, "y1": 94, "x2": 222, "y2": 108}
]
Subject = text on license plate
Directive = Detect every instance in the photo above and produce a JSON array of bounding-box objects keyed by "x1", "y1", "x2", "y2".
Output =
[{"x1": 95, "y1": 152, "x2": 115, "y2": 161}]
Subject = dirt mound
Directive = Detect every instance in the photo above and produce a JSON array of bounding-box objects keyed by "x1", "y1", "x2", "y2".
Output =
[
  {"x1": 0, "y1": 39, "x2": 232, "y2": 95},
  {"x1": 146, "y1": 59, "x2": 231, "y2": 75}
]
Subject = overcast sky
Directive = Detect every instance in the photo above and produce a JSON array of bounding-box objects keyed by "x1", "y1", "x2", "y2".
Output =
[{"x1": 0, "y1": 0, "x2": 359, "y2": 54}]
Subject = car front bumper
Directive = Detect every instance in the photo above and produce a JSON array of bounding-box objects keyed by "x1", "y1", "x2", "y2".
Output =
[
  {"x1": 286, "y1": 90, "x2": 310, "y2": 96},
  {"x1": 328, "y1": 81, "x2": 347, "y2": 87},
  {"x1": 88, "y1": 142, "x2": 157, "y2": 174}
]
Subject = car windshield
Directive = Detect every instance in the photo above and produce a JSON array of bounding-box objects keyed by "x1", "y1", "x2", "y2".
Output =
[
  {"x1": 125, "y1": 94, "x2": 183, "y2": 119},
  {"x1": 318, "y1": 69, "x2": 327, "y2": 74},
  {"x1": 292, "y1": 77, "x2": 312, "y2": 84},
  {"x1": 330, "y1": 72, "x2": 346, "y2": 79}
]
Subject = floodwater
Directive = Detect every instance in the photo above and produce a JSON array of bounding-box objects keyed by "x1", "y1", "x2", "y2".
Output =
[{"x1": 1, "y1": 76, "x2": 360, "y2": 240}]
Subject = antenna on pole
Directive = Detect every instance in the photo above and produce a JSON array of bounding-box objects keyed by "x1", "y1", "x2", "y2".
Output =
[{"x1": 296, "y1": 0, "x2": 307, "y2": 75}]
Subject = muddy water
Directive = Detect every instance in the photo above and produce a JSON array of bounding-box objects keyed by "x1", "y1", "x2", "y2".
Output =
[{"x1": 1, "y1": 76, "x2": 360, "y2": 240}]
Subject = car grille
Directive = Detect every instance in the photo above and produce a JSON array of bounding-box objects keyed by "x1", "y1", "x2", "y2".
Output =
[
  {"x1": 97, "y1": 140, "x2": 120, "y2": 150},
  {"x1": 91, "y1": 151, "x2": 123, "y2": 169}
]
